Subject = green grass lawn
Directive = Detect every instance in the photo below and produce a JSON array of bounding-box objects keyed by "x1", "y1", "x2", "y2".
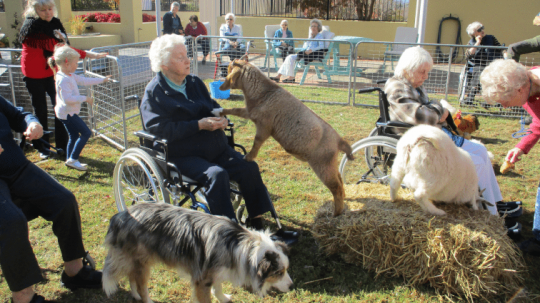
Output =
[{"x1": 2, "y1": 88, "x2": 540, "y2": 302}]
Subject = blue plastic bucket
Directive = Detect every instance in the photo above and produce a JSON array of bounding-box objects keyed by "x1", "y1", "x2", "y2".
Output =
[{"x1": 209, "y1": 81, "x2": 230, "y2": 99}]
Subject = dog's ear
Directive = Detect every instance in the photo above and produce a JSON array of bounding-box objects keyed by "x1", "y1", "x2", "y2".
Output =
[
  {"x1": 257, "y1": 251, "x2": 280, "y2": 281},
  {"x1": 220, "y1": 64, "x2": 243, "y2": 91}
]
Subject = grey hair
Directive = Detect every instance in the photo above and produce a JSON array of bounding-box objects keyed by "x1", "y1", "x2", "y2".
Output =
[
  {"x1": 394, "y1": 46, "x2": 433, "y2": 80},
  {"x1": 225, "y1": 13, "x2": 236, "y2": 22},
  {"x1": 480, "y1": 59, "x2": 530, "y2": 104},
  {"x1": 280, "y1": 19, "x2": 288, "y2": 26},
  {"x1": 171, "y1": 2, "x2": 180, "y2": 9},
  {"x1": 310, "y1": 18, "x2": 323, "y2": 33},
  {"x1": 466, "y1": 21, "x2": 483, "y2": 38},
  {"x1": 23, "y1": 0, "x2": 58, "y2": 19},
  {"x1": 149, "y1": 34, "x2": 186, "y2": 73}
]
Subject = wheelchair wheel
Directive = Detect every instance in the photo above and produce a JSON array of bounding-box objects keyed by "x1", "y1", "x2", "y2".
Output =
[
  {"x1": 113, "y1": 148, "x2": 169, "y2": 212},
  {"x1": 339, "y1": 136, "x2": 398, "y2": 185}
]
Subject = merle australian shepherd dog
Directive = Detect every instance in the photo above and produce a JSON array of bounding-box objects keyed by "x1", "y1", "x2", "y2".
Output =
[{"x1": 102, "y1": 203, "x2": 293, "y2": 303}]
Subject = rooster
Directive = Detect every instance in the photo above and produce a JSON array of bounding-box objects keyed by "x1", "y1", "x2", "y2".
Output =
[{"x1": 453, "y1": 110, "x2": 480, "y2": 140}]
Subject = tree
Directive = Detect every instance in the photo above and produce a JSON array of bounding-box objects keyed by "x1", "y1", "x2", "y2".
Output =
[{"x1": 354, "y1": 0, "x2": 377, "y2": 21}]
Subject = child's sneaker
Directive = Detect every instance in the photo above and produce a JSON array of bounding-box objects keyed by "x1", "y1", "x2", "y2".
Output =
[{"x1": 65, "y1": 159, "x2": 88, "y2": 171}]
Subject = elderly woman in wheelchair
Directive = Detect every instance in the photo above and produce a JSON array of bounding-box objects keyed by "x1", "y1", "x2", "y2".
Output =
[
  {"x1": 384, "y1": 46, "x2": 504, "y2": 214},
  {"x1": 115, "y1": 35, "x2": 298, "y2": 243}
]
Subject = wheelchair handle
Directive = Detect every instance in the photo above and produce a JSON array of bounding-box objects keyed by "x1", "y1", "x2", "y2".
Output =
[
  {"x1": 376, "y1": 79, "x2": 388, "y2": 85},
  {"x1": 358, "y1": 87, "x2": 383, "y2": 94}
]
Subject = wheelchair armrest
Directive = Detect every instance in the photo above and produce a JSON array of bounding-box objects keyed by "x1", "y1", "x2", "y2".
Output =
[
  {"x1": 134, "y1": 130, "x2": 168, "y2": 145},
  {"x1": 378, "y1": 121, "x2": 414, "y2": 129}
]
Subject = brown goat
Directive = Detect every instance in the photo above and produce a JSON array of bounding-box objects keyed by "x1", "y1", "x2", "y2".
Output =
[{"x1": 218, "y1": 60, "x2": 354, "y2": 216}]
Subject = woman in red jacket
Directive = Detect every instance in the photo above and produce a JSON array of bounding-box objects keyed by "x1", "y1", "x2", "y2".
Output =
[
  {"x1": 184, "y1": 15, "x2": 209, "y2": 64},
  {"x1": 19, "y1": 0, "x2": 107, "y2": 159},
  {"x1": 481, "y1": 59, "x2": 540, "y2": 256}
]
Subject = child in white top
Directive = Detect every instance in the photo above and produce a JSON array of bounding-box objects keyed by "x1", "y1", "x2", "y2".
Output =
[{"x1": 48, "y1": 45, "x2": 110, "y2": 171}]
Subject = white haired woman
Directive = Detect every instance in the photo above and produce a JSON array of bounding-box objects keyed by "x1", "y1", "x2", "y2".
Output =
[
  {"x1": 384, "y1": 46, "x2": 503, "y2": 215},
  {"x1": 272, "y1": 19, "x2": 295, "y2": 59},
  {"x1": 163, "y1": 1, "x2": 184, "y2": 35},
  {"x1": 141, "y1": 34, "x2": 275, "y2": 230},
  {"x1": 18, "y1": 0, "x2": 107, "y2": 159},
  {"x1": 270, "y1": 18, "x2": 325, "y2": 83},
  {"x1": 219, "y1": 13, "x2": 244, "y2": 60},
  {"x1": 462, "y1": 21, "x2": 503, "y2": 106},
  {"x1": 481, "y1": 59, "x2": 540, "y2": 255}
]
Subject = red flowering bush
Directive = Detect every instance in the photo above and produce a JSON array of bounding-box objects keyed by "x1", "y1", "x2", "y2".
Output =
[
  {"x1": 80, "y1": 12, "x2": 121, "y2": 23},
  {"x1": 142, "y1": 13, "x2": 156, "y2": 22}
]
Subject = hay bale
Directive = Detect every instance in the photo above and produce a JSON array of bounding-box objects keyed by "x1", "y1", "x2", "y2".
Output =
[{"x1": 311, "y1": 184, "x2": 525, "y2": 300}]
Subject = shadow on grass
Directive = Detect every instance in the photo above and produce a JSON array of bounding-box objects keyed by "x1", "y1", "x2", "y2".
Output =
[
  {"x1": 55, "y1": 288, "x2": 150, "y2": 303},
  {"x1": 471, "y1": 136, "x2": 509, "y2": 145}
]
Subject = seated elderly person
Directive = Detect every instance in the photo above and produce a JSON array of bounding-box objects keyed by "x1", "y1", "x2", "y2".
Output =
[
  {"x1": 463, "y1": 21, "x2": 503, "y2": 106},
  {"x1": 270, "y1": 18, "x2": 326, "y2": 83},
  {"x1": 480, "y1": 59, "x2": 540, "y2": 255},
  {"x1": 273, "y1": 19, "x2": 295, "y2": 59},
  {"x1": 141, "y1": 34, "x2": 272, "y2": 229},
  {"x1": 219, "y1": 13, "x2": 245, "y2": 60},
  {"x1": 384, "y1": 46, "x2": 504, "y2": 215},
  {"x1": 0, "y1": 95, "x2": 102, "y2": 303}
]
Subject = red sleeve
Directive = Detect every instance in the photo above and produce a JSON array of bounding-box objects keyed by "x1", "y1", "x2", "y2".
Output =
[
  {"x1": 73, "y1": 47, "x2": 87, "y2": 59},
  {"x1": 185, "y1": 24, "x2": 192, "y2": 36},
  {"x1": 516, "y1": 100, "x2": 540, "y2": 154}
]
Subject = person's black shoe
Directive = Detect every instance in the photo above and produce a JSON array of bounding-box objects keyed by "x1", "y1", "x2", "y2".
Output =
[
  {"x1": 24, "y1": 294, "x2": 55, "y2": 303},
  {"x1": 269, "y1": 76, "x2": 280, "y2": 83},
  {"x1": 271, "y1": 229, "x2": 299, "y2": 246},
  {"x1": 282, "y1": 78, "x2": 295, "y2": 83},
  {"x1": 518, "y1": 237, "x2": 540, "y2": 256},
  {"x1": 61, "y1": 254, "x2": 102, "y2": 290}
]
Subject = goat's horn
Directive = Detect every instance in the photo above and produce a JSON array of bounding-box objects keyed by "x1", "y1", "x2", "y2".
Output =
[{"x1": 239, "y1": 54, "x2": 248, "y2": 61}]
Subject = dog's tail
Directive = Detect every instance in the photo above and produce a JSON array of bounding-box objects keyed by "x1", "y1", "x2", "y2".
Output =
[
  {"x1": 339, "y1": 138, "x2": 355, "y2": 161},
  {"x1": 102, "y1": 255, "x2": 119, "y2": 297}
]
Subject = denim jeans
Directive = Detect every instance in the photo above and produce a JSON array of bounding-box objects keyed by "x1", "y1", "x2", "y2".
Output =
[
  {"x1": 507, "y1": 35, "x2": 540, "y2": 62},
  {"x1": 60, "y1": 114, "x2": 91, "y2": 161},
  {"x1": 533, "y1": 183, "x2": 540, "y2": 241}
]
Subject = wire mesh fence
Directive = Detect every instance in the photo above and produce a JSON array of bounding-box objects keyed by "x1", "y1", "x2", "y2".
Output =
[
  {"x1": 3, "y1": 37, "x2": 540, "y2": 151},
  {"x1": 352, "y1": 41, "x2": 540, "y2": 119}
]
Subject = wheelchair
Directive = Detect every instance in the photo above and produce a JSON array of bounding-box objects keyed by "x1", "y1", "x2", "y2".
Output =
[
  {"x1": 457, "y1": 60, "x2": 475, "y2": 104},
  {"x1": 338, "y1": 82, "x2": 412, "y2": 185},
  {"x1": 112, "y1": 95, "x2": 298, "y2": 245}
]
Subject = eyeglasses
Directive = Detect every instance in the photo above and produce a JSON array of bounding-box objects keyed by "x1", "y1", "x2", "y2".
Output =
[
  {"x1": 226, "y1": 18, "x2": 233, "y2": 21},
  {"x1": 477, "y1": 26, "x2": 484, "y2": 32}
]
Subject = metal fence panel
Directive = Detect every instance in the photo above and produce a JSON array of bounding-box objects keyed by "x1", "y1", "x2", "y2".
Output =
[
  {"x1": 353, "y1": 41, "x2": 540, "y2": 119},
  {"x1": 194, "y1": 35, "x2": 354, "y2": 106}
]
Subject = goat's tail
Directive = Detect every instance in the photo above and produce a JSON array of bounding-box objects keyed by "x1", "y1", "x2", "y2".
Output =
[
  {"x1": 404, "y1": 136, "x2": 440, "y2": 165},
  {"x1": 339, "y1": 138, "x2": 354, "y2": 161}
]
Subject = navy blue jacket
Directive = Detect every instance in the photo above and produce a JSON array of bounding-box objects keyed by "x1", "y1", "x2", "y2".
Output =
[
  {"x1": 467, "y1": 35, "x2": 503, "y2": 66},
  {"x1": 0, "y1": 95, "x2": 40, "y2": 179},
  {"x1": 140, "y1": 73, "x2": 228, "y2": 161},
  {"x1": 163, "y1": 11, "x2": 183, "y2": 35}
]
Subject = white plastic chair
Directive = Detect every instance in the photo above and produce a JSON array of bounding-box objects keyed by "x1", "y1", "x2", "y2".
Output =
[
  {"x1": 382, "y1": 27, "x2": 418, "y2": 70},
  {"x1": 264, "y1": 25, "x2": 281, "y2": 69}
]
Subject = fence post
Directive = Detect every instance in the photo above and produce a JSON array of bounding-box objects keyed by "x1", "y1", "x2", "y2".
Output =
[{"x1": 444, "y1": 46, "x2": 453, "y2": 100}]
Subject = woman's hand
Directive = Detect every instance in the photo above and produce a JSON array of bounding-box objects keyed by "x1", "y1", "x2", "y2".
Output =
[
  {"x1": 86, "y1": 95, "x2": 93, "y2": 106},
  {"x1": 198, "y1": 117, "x2": 228, "y2": 131},
  {"x1": 305, "y1": 49, "x2": 313, "y2": 55},
  {"x1": 0, "y1": 144, "x2": 3, "y2": 155},
  {"x1": 475, "y1": 35, "x2": 483, "y2": 45},
  {"x1": 506, "y1": 147, "x2": 524, "y2": 163},
  {"x1": 24, "y1": 122, "x2": 43, "y2": 141},
  {"x1": 86, "y1": 52, "x2": 108, "y2": 59},
  {"x1": 534, "y1": 15, "x2": 540, "y2": 26},
  {"x1": 103, "y1": 75, "x2": 112, "y2": 83},
  {"x1": 439, "y1": 108, "x2": 449, "y2": 123}
]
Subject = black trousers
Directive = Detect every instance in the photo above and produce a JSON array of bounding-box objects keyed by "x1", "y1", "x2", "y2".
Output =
[
  {"x1": 23, "y1": 76, "x2": 68, "y2": 152},
  {"x1": 172, "y1": 146, "x2": 274, "y2": 220},
  {"x1": 0, "y1": 162, "x2": 85, "y2": 292}
]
